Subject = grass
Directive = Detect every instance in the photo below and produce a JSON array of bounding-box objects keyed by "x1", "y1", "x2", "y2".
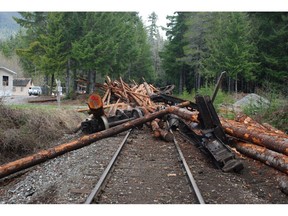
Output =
[
  {"x1": 0, "y1": 102, "x2": 87, "y2": 164},
  {"x1": 177, "y1": 86, "x2": 235, "y2": 109},
  {"x1": 177, "y1": 86, "x2": 287, "y2": 132}
]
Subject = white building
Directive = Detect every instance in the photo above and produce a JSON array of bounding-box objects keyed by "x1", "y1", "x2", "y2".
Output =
[{"x1": 0, "y1": 66, "x2": 17, "y2": 97}]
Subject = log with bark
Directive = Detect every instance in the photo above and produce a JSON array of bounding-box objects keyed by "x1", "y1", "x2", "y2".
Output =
[
  {"x1": 151, "y1": 119, "x2": 173, "y2": 142},
  {"x1": 221, "y1": 118, "x2": 288, "y2": 156},
  {"x1": 28, "y1": 98, "x2": 57, "y2": 103},
  {"x1": 0, "y1": 101, "x2": 196, "y2": 179},
  {"x1": 233, "y1": 141, "x2": 288, "y2": 175}
]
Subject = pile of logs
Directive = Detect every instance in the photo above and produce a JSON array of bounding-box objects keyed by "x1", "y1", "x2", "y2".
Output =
[
  {"x1": 220, "y1": 116, "x2": 288, "y2": 174},
  {"x1": 95, "y1": 77, "x2": 161, "y2": 114}
]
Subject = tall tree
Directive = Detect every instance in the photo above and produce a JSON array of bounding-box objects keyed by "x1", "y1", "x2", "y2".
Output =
[
  {"x1": 204, "y1": 12, "x2": 259, "y2": 92},
  {"x1": 160, "y1": 12, "x2": 191, "y2": 93},
  {"x1": 147, "y1": 12, "x2": 165, "y2": 85},
  {"x1": 182, "y1": 12, "x2": 213, "y2": 90},
  {"x1": 251, "y1": 12, "x2": 288, "y2": 93}
]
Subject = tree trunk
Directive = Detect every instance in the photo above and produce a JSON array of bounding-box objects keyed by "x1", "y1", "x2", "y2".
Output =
[
  {"x1": 228, "y1": 76, "x2": 231, "y2": 93},
  {"x1": 50, "y1": 73, "x2": 54, "y2": 96},
  {"x1": 179, "y1": 67, "x2": 183, "y2": 94},
  {"x1": 73, "y1": 69, "x2": 77, "y2": 93},
  {"x1": 43, "y1": 75, "x2": 49, "y2": 95},
  {"x1": 197, "y1": 71, "x2": 201, "y2": 90},
  {"x1": 87, "y1": 70, "x2": 92, "y2": 94},
  {"x1": 235, "y1": 73, "x2": 238, "y2": 93},
  {"x1": 66, "y1": 58, "x2": 71, "y2": 96}
]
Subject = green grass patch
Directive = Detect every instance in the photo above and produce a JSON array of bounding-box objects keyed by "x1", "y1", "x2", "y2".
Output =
[{"x1": 177, "y1": 86, "x2": 235, "y2": 109}]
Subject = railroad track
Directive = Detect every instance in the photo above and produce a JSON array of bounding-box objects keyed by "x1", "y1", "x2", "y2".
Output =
[{"x1": 84, "y1": 126, "x2": 205, "y2": 204}]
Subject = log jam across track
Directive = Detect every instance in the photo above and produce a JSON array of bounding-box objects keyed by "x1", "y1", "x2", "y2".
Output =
[{"x1": 84, "y1": 126, "x2": 205, "y2": 204}]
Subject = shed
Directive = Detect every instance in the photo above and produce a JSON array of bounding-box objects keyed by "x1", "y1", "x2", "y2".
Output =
[
  {"x1": 13, "y1": 78, "x2": 34, "y2": 96},
  {"x1": 0, "y1": 66, "x2": 17, "y2": 96}
]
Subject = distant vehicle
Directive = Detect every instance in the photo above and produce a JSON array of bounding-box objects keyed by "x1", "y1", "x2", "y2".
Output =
[{"x1": 28, "y1": 86, "x2": 42, "y2": 96}]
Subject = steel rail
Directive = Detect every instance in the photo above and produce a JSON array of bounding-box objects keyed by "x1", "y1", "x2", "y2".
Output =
[
  {"x1": 84, "y1": 129, "x2": 132, "y2": 204},
  {"x1": 169, "y1": 126, "x2": 205, "y2": 204}
]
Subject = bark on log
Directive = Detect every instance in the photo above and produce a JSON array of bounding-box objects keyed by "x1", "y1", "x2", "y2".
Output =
[
  {"x1": 234, "y1": 142, "x2": 288, "y2": 175},
  {"x1": 28, "y1": 98, "x2": 57, "y2": 103},
  {"x1": 0, "y1": 102, "x2": 193, "y2": 179},
  {"x1": 151, "y1": 119, "x2": 173, "y2": 142},
  {"x1": 221, "y1": 119, "x2": 288, "y2": 156},
  {"x1": 231, "y1": 116, "x2": 287, "y2": 138}
]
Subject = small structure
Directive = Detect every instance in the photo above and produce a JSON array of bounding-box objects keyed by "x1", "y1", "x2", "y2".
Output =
[
  {"x1": 0, "y1": 66, "x2": 17, "y2": 96},
  {"x1": 13, "y1": 78, "x2": 33, "y2": 96}
]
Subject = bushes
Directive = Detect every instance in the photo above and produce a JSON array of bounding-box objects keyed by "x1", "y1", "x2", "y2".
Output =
[
  {"x1": 243, "y1": 91, "x2": 288, "y2": 133},
  {"x1": 0, "y1": 103, "x2": 85, "y2": 164}
]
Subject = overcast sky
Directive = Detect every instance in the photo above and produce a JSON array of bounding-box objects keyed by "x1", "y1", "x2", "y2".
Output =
[
  {"x1": 3, "y1": 0, "x2": 287, "y2": 12},
  {"x1": 2, "y1": 0, "x2": 287, "y2": 39},
  {"x1": 138, "y1": 10, "x2": 175, "y2": 38}
]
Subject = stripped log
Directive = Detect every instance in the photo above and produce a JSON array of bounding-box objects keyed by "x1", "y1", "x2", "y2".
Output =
[
  {"x1": 151, "y1": 119, "x2": 173, "y2": 142},
  {"x1": 221, "y1": 119, "x2": 288, "y2": 156},
  {"x1": 143, "y1": 81, "x2": 153, "y2": 97},
  {"x1": 233, "y1": 142, "x2": 288, "y2": 175},
  {"x1": 0, "y1": 101, "x2": 193, "y2": 179}
]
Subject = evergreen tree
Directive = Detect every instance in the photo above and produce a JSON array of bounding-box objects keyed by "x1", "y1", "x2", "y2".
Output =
[
  {"x1": 182, "y1": 12, "x2": 213, "y2": 89},
  {"x1": 147, "y1": 12, "x2": 165, "y2": 85},
  {"x1": 204, "y1": 12, "x2": 259, "y2": 92},
  {"x1": 251, "y1": 12, "x2": 288, "y2": 93},
  {"x1": 160, "y1": 12, "x2": 191, "y2": 93}
]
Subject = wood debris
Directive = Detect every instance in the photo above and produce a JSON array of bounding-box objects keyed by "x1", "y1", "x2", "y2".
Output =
[{"x1": 96, "y1": 76, "x2": 162, "y2": 113}]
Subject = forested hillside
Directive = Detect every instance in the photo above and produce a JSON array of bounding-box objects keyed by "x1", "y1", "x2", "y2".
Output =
[
  {"x1": 0, "y1": 12, "x2": 20, "y2": 40},
  {"x1": 0, "y1": 12, "x2": 287, "y2": 96}
]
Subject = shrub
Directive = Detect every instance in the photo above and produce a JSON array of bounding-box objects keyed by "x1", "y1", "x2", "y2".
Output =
[{"x1": 0, "y1": 103, "x2": 86, "y2": 164}]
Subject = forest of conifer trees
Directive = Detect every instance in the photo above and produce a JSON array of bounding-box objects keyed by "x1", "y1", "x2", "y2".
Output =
[{"x1": 0, "y1": 12, "x2": 287, "y2": 96}]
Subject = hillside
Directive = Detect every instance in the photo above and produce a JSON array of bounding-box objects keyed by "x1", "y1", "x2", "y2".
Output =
[{"x1": 0, "y1": 12, "x2": 21, "y2": 40}]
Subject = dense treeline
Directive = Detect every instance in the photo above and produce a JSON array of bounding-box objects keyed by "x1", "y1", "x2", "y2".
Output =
[
  {"x1": 0, "y1": 12, "x2": 154, "y2": 97},
  {"x1": 161, "y1": 12, "x2": 288, "y2": 95},
  {"x1": 1, "y1": 12, "x2": 287, "y2": 96}
]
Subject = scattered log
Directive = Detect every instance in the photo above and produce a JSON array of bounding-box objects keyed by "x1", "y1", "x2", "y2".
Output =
[
  {"x1": 143, "y1": 81, "x2": 154, "y2": 97},
  {"x1": 221, "y1": 118, "x2": 288, "y2": 156},
  {"x1": 28, "y1": 98, "x2": 57, "y2": 103},
  {"x1": 233, "y1": 142, "x2": 288, "y2": 175},
  {"x1": 151, "y1": 119, "x2": 173, "y2": 142},
  {"x1": 234, "y1": 116, "x2": 287, "y2": 137},
  {"x1": 0, "y1": 102, "x2": 194, "y2": 179}
]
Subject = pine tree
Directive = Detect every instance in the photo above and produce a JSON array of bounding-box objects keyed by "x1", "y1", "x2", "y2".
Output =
[
  {"x1": 160, "y1": 12, "x2": 191, "y2": 93},
  {"x1": 205, "y1": 12, "x2": 259, "y2": 92}
]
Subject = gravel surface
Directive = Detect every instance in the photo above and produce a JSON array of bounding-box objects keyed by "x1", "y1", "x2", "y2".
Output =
[
  {"x1": 0, "y1": 132, "x2": 124, "y2": 204},
  {"x1": 97, "y1": 128, "x2": 194, "y2": 204}
]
